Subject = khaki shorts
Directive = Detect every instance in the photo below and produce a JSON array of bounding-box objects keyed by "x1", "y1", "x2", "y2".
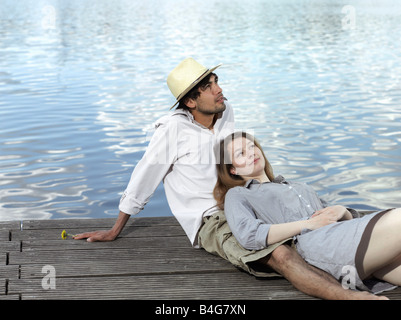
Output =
[{"x1": 198, "y1": 210, "x2": 291, "y2": 277}]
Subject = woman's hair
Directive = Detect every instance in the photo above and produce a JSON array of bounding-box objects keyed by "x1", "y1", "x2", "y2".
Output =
[{"x1": 213, "y1": 131, "x2": 275, "y2": 210}]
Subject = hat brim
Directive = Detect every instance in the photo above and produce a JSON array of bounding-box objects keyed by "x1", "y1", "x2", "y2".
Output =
[{"x1": 169, "y1": 63, "x2": 222, "y2": 109}]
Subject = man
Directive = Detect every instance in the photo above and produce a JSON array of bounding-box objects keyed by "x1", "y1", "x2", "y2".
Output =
[{"x1": 75, "y1": 58, "x2": 382, "y2": 300}]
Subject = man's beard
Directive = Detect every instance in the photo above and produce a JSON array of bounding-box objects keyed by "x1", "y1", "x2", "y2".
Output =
[{"x1": 197, "y1": 101, "x2": 226, "y2": 115}]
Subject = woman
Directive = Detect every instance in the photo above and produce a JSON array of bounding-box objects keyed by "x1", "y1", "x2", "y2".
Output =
[{"x1": 214, "y1": 131, "x2": 400, "y2": 294}]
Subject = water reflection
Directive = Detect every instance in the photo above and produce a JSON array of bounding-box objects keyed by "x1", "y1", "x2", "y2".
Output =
[{"x1": 0, "y1": 0, "x2": 400, "y2": 221}]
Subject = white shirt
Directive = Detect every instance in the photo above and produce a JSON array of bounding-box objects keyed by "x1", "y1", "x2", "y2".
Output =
[{"x1": 119, "y1": 102, "x2": 235, "y2": 246}]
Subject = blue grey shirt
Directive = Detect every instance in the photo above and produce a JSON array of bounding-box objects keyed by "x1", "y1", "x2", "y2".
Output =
[{"x1": 224, "y1": 175, "x2": 352, "y2": 250}]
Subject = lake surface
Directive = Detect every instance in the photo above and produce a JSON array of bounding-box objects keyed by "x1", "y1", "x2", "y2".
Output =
[{"x1": 1, "y1": 0, "x2": 400, "y2": 221}]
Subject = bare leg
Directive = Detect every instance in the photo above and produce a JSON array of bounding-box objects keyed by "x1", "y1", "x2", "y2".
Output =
[
  {"x1": 359, "y1": 208, "x2": 401, "y2": 285},
  {"x1": 261, "y1": 244, "x2": 387, "y2": 300},
  {"x1": 373, "y1": 255, "x2": 401, "y2": 285}
]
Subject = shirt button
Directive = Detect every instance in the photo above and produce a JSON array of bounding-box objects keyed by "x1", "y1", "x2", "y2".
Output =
[{"x1": 298, "y1": 195, "x2": 302, "y2": 198}]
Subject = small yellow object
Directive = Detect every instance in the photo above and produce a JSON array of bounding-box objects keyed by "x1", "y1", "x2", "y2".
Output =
[
  {"x1": 61, "y1": 229, "x2": 75, "y2": 240},
  {"x1": 61, "y1": 230, "x2": 67, "y2": 240}
]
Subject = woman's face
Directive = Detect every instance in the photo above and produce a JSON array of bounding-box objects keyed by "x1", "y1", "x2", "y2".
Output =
[{"x1": 228, "y1": 137, "x2": 266, "y2": 179}]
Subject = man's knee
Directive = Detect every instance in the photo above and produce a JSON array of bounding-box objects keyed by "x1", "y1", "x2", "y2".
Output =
[
  {"x1": 257, "y1": 244, "x2": 298, "y2": 275},
  {"x1": 270, "y1": 244, "x2": 296, "y2": 265}
]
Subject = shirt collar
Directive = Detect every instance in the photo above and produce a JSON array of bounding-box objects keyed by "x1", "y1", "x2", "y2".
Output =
[
  {"x1": 172, "y1": 106, "x2": 224, "y2": 130},
  {"x1": 244, "y1": 175, "x2": 287, "y2": 188},
  {"x1": 172, "y1": 108, "x2": 207, "y2": 129},
  {"x1": 172, "y1": 107, "x2": 193, "y2": 121}
]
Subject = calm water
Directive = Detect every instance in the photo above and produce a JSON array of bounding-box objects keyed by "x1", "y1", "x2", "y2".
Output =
[{"x1": 1, "y1": 0, "x2": 400, "y2": 221}]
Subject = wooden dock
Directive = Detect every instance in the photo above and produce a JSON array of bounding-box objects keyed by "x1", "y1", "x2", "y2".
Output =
[{"x1": 1, "y1": 216, "x2": 401, "y2": 300}]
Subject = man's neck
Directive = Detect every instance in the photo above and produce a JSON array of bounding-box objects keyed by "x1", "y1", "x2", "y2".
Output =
[{"x1": 192, "y1": 110, "x2": 218, "y2": 131}]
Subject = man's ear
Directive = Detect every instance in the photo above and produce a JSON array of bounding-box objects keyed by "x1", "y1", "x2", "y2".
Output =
[{"x1": 185, "y1": 98, "x2": 196, "y2": 110}]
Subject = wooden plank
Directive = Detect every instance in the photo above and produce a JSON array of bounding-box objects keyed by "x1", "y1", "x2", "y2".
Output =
[
  {"x1": 8, "y1": 273, "x2": 315, "y2": 300},
  {"x1": 0, "y1": 231, "x2": 10, "y2": 241},
  {"x1": 0, "y1": 221, "x2": 20, "y2": 231},
  {"x1": 20, "y1": 255, "x2": 236, "y2": 279},
  {"x1": 0, "y1": 279, "x2": 6, "y2": 296},
  {"x1": 0, "y1": 241, "x2": 21, "y2": 252},
  {"x1": 12, "y1": 225, "x2": 186, "y2": 241},
  {"x1": 21, "y1": 236, "x2": 191, "y2": 251},
  {"x1": 9, "y1": 246, "x2": 217, "y2": 265},
  {"x1": 0, "y1": 265, "x2": 20, "y2": 280},
  {"x1": 21, "y1": 216, "x2": 178, "y2": 230},
  {"x1": 0, "y1": 295, "x2": 20, "y2": 300},
  {"x1": 11, "y1": 273, "x2": 401, "y2": 300},
  {"x1": 0, "y1": 254, "x2": 6, "y2": 265},
  {"x1": 386, "y1": 289, "x2": 401, "y2": 300}
]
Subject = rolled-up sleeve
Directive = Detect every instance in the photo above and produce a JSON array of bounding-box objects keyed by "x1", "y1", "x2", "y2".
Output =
[{"x1": 224, "y1": 188, "x2": 271, "y2": 250}]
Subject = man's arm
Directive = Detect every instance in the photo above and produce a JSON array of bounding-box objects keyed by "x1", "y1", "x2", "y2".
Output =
[
  {"x1": 74, "y1": 211, "x2": 130, "y2": 242},
  {"x1": 75, "y1": 119, "x2": 178, "y2": 242}
]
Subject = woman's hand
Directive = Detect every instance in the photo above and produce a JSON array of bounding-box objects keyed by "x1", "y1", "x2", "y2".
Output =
[
  {"x1": 307, "y1": 210, "x2": 338, "y2": 230},
  {"x1": 310, "y1": 205, "x2": 353, "y2": 224}
]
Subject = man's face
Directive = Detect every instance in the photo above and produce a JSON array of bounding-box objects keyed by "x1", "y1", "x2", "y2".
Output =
[{"x1": 193, "y1": 74, "x2": 226, "y2": 115}]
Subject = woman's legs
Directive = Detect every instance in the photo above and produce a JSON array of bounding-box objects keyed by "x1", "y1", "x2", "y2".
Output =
[
  {"x1": 373, "y1": 255, "x2": 401, "y2": 285},
  {"x1": 358, "y1": 208, "x2": 401, "y2": 285}
]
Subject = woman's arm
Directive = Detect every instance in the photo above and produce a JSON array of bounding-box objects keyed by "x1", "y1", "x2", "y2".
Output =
[
  {"x1": 224, "y1": 189, "x2": 340, "y2": 249},
  {"x1": 267, "y1": 210, "x2": 342, "y2": 245},
  {"x1": 224, "y1": 189, "x2": 272, "y2": 250},
  {"x1": 311, "y1": 205, "x2": 353, "y2": 221},
  {"x1": 267, "y1": 220, "x2": 309, "y2": 245}
]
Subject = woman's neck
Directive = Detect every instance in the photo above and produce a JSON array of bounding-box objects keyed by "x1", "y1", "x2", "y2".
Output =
[{"x1": 245, "y1": 172, "x2": 270, "y2": 184}]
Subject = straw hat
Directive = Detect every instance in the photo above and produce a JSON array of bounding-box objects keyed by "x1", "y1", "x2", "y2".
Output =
[{"x1": 167, "y1": 58, "x2": 221, "y2": 109}]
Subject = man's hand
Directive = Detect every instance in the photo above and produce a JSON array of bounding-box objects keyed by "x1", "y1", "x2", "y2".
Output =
[
  {"x1": 74, "y1": 211, "x2": 130, "y2": 242},
  {"x1": 73, "y1": 230, "x2": 117, "y2": 242}
]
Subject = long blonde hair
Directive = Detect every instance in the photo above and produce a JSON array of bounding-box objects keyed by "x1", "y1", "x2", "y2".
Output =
[{"x1": 213, "y1": 132, "x2": 275, "y2": 210}]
